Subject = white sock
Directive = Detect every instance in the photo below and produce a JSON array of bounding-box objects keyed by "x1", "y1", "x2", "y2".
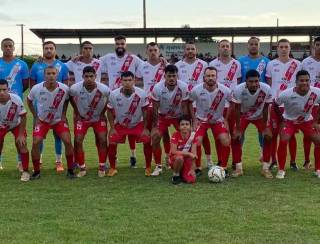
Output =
[
  {"x1": 173, "y1": 172, "x2": 179, "y2": 176},
  {"x1": 262, "y1": 162, "x2": 270, "y2": 170},
  {"x1": 56, "y1": 154, "x2": 62, "y2": 162},
  {"x1": 131, "y1": 150, "x2": 136, "y2": 157},
  {"x1": 206, "y1": 154, "x2": 212, "y2": 162},
  {"x1": 236, "y1": 162, "x2": 243, "y2": 170}
]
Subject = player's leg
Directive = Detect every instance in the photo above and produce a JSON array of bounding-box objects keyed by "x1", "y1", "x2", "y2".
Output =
[
  {"x1": 107, "y1": 124, "x2": 125, "y2": 176},
  {"x1": 162, "y1": 129, "x2": 171, "y2": 168},
  {"x1": 202, "y1": 132, "x2": 213, "y2": 168},
  {"x1": 128, "y1": 135, "x2": 137, "y2": 167},
  {"x1": 303, "y1": 136, "x2": 312, "y2": 169},
  {"x1": 151, "y1": 118, "x2": 167, "y2": 176},
  {"x1": 93, "y1": 121, "x2": 108, "y2": 177},
  {"x1": 181, "y1": 157, "x2": 196, "y2": 184},
  {"x1": 289, "y1": 135, "x2": 298, "y2": 171},
  {"x1": 53, "y1": 131, "x2": 64, "y2": 172},
  {"x1": 171, "y1": 155, "x2": 184, "y2": 184},
  {"x1": 13, "y1": 129, "x2": 30, "y2": 181}
]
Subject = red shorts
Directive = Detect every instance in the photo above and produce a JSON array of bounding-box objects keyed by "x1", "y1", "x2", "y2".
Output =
[
  {"x1": 238, "y1": 118, "x2": 268, "y2": 133},
  {"x1": 158, "y1": 116, "x2": 179, "y2": 135},
  {"x1": 269, "y1": 105, "x2": 284, "y2": 132},
  {"x1": 195, "y1": 121, "x2": 228, "y2": 142},
  {"x1": 109, "y1": 122, "x2": 150, "y2": 144},
  {"x1": 312, "y1": 106, "x2": 319, "y2": 122},
  {"x1": 33, "y1": 120, "x2": 70, "y2": 139},
  {"x1": 74, "y1": 120, "x2": 107, "y2": 136},
  {"x1": 0, "y1": 126, "x2": 27, "y2": 140},
  {"x1": 169, "y1": 155, "x2": 196, "y2": 183},
  {"x1": 281, "y1": 120, "x2": 318, "y2": 138}
]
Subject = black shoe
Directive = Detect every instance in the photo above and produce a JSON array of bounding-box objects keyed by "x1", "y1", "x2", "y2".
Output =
[
  {"x1": 232, "y1": 162, "x2": 236, "y2": 170},
  {"x1": 130, "y1": 156, "x2": 137, "y2": 168},
  {"x1": 30, "y1": 171, "x2": 41, "y2": 180},
  {"x1": 195, "y1": 168, "x2": 202, "y2": 178},
  {"x1": 224, "y1": 169, "x2": 230, "y2": 178},
  {"x1": 172, "y1": 175, "x2": 181, "y2": 185},
  {"x1": 67, "y1": 169, "x2": 77, "y2": 179},
  {"x1": 290, "y1": 162, "x2": 299, "y2": 171},
  {"x1": 269, "y1": 161, "x2": 277, "y2": 170}
]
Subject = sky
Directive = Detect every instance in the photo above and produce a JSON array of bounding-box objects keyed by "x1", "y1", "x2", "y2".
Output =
[{"x1": 0, "y1": 0, "x2": 319, "y2": 54}]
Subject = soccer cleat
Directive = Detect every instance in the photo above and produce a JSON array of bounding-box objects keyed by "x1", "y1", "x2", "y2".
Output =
[
  {"x1": 172, "y1": 175, "x2": 182, "y2": 185},
  {"x1": 276, "y1": 170, "x2": 285, "y2": 179},
  {"x1": 56, "y1": 162, "x2": 64, "y2": 172},
  {"x1": 303, "y1": 161, "x2": 311, "y2": 170},
  {"x1": 0, "y1": 162, "x2": 3, "y2": 170},
  {"x1": 67, "y1": 169, "x2": 77, "y2": 179},
  {"x1": 269, "y1": 161, "x2": 278, "y2": 170},
  {"x1": 130, "y1": 156, "x2": 137, "y2": 168},
  {"x1": 231, "y1": 168, "x2": 244, "y2": 178},
  {"x1": 224, "y1": 169, "x2": 230, "y2": 178},
  {"x1": 145, "y1": 168, "x2": 151, "y2": 177},
  {"x1": 261, "y1": 169, "x2": 273, "y2": 179},
  {"x1": 30, "y1": 171, "x2": 41, "y2": 180},
  {"x1": 151, "y1": 165, "x2": 163, "y2": 176},
  {"x1": 107, "y1": 168, "x2": 118, "y2": 177},
  {"x1": 77, "y1": 169, "x2": 87, "y2": 178},
  {"x1": 195, "y1": 168, "x2": 202, "y2": 178},
  {"x1": 290, "y1": 162, "x2": 298, "y2": 171},
  {"x1": 20, "y1": 171, "x2": 30, "y2": 182}
]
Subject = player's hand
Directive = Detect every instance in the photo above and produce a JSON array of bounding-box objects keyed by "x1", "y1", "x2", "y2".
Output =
[
  {"x1": 160, "y1": 57, "x2": 168, "y2": 64},
  {"x1": 223, "y1": 119, "x2": 230, "y2": 132},
  {"x1": 188, "y1": 169, "x2": 196, "y2": 178},
  {"x1": 188, "y1": 152, "x2": 197, "y2": 160},
  {"x1": 72, "y1": 55, "x2": 83, "y2": 63},
  {"x1": 16, "y1": 135, "x2": 26, "y2": 147},
  {"x1": 109, "y1": 127, "x2": 117, "y2": 137},
  {"x1": 142, "y1": 128, "x2": 150, "y2": 137},
  {"x1": 262, "y1": 127, "x2": 272, "y2": 140},
  {"x1": 313, "y1": 123, "x2": 320, "y2": 133},
  {"x1": 151, "y1": 127, "x2": 160, "y2": 138},
  {"x1": 232, "y1": 128, "x2": 242, "y2": 141},
  {"x1": 192, "y1": 120, "x2": 198, "y2": 132}
]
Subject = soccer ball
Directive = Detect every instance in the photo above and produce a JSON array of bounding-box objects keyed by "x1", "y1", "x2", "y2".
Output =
[{"x1": 208, "y1": 166, "x2": 225, "y2": 183}]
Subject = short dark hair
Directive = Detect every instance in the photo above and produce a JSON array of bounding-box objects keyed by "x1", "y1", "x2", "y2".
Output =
[
  {"x1": 121, "y1": 71, "x2": 134, "y2": 79},
  {"x1": 314, "y1": 36, "x2": 320, "y2": 44},
  {"x1": 0, "y1": 79, "x2": 8, "y2": 87},
  {"x1": 218, "y1": 39, "x2": 230, "y2": 46},
  {"x1": 204, "y1": 66, "x2": 217, "y2": 74},
  {"x1": 246, "y1": 69, "x2": 260, "y2": 79},
  {"x1": 1, "y1": 38, "x2": 14, "y2": 46},
  {"x1": 164, "y1": 64, "x2": 178, "y2": 74},
  {"x1": 83, "y1": 66, "x2": 96, "y2": 75},
  {"x1": 114, "y1": 35, "x2": 126, "y2": 41},
  {"x1": 43, "y1": 41, "x2": 56, "y2": 49},
  {"x1": 178, "y1": 115, "x2": 192, "y2": 125},
  {"x1": 44, "y1": 65, "x2": 57, "y2": 72},
  {"x1": 146, "y1": 42, "x2": 158, "y2": 48},
  {"x1": 248, "y1": 36, "x2": 260, "y2": 42},
  {"x1": 296, "y1": 70, "x2": 310, "y2": 80},
  {"x1": 81, "y1": 41, "x2": 93, "y2": 49},
  {"x1": 277, "y1": 38, "x2": 290, "y2": 46}
]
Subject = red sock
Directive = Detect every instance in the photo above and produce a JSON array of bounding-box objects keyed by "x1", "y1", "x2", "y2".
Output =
[
  {"x1": 262, "y1": 140, "x2": 271, "y2": 163},
  {"x1": 231, "y1": 139, "x2": 237, "y2": 164},
  {"x1": 20, "y1": 152, "x2": 29, "y2": 171},
  {"x1": 289, "y1": 136, "x2": 297, "y2": 162},
  {"x1": 271, "y1": 135, "x2": 278, "y2": 162},
  {"x1": 163, "y1": 140, "x2": 171, "y2": 155},
  {"x1": 153, "y1": 147, "x2": 162, "y2": 165},
  {"x1": 232, "y1": 140, "x2": 242, "y2": 164},
  {"x1": 277, "y1": 140, "x2": 288, "y2": 170},
  {"x1": 66, "y1": 154, "x2": 74, "y2": 170},
  {"x1": 77, "y1": 151, "x2": 85, "y2": 167},
  {"x1": 220, "y1": 144, "x2": 230, "y2": 168},
  {"x1": 303, "y1": 136, "x2": 311, "y2": 162},
  {"x1": 203, "y1": 133, "x2": 211, "y2": 155},
  {"x1": 144, "y1": 143, "x2": 152, "y2": 169},
  {"x1": 314, "y1": 145, "x2": 320, "y2": 171},
  {"x1": 196, "y1": 145, "x2": 202, "y2": 168},
  {"x1": 215, "y1": 138, "x2": 222, "y2": 162},
  {"x1": 108, "y1": 144, "x2": 117, "y2": 169},
  {"x1": 98, "y1": 148, "x2": 107, "y2": 165},
  {"x1": 33, "y1": 159, "x2": 41, "y2": 172},
  {"x1": 128, "y1": 135, "x2": 136, "y2": 150}
]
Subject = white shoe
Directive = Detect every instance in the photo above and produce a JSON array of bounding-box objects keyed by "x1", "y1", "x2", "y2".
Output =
[
  {"x1": 314, "y1": 170, "x2": 320, "y2": 178},
  {"x1": 276, "y1": 170, "x2": 285, "y2": 179},
  {"x1": 207, "y1": 159, "x2": 214, "y2": 169},
  {"x1": 0, "y1": 162, "x2": 3, "y2": 170},
  {"x1": 20, "y1": 171, "x2": 30, "y2": 182},
  {"x1": 151, "y1": 165, "x2": 163, "y2": 176}
]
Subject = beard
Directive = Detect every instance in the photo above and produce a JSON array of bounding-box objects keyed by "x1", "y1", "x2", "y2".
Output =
[{"x1": 115, "y1": 47, "x2": 126, "y2": 56}]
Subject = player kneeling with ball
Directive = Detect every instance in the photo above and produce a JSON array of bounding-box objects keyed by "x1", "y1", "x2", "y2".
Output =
[{"x1": 169, "y1": 115, "x2": 197, "y2": 185}]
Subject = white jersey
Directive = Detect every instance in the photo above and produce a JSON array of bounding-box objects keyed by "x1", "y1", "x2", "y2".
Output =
[
  {"x1": 0, "y1": 93, "x2": 26, "y2": 130},
  {"x1": 275, "y1": 87, "x2": 320, "y2": 122},
  {"x1": 100, "y1": 53, "x2": 142, "y2": 90},
  {"x1": 232, "y1": 82, "x2": 272, "y2": 120},
  {"x1": 175, "y1": 58, "x2": 208, "y2": 91},
  {"x1": 136, "y1": 60, "x2": 166, "y2": 97},
  {"x1": 266, "y1": 58, "x2": 302, "y2": 99},
  {"x1": 151, "y1": 80, "x2": 189, "y2": 119},
  {"x1": 70, "y1": 82, "x2": 110, "y2": 122},
  {"x1": 190, "y1": 83, "x2": 231, "y2": 123},
  {"x1": 209, "y1": 58, "x2": 241, "y2": 91},
  {"x1": 302, "y1": 56, "x2": 320, "y2": 87},
  {"x1": 66, "y1": 58, "x2": 102, "y2": 83},
  {"x1": 107, "y1": 87, "x2": 148, "y2": 128},
  {"x1": 28, "y1": 82, "x2": 69, "y2": 125}
]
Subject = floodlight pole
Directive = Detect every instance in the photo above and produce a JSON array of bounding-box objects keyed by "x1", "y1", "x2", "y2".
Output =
[{"x1": 16, "y1": 24, "x2": 25, "y2": 57}]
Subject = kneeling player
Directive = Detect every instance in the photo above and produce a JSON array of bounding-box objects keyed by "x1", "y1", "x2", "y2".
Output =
[
  {"x1": 107, "y1": 71, "x2": 152, "y2": 176},
  {"x1": 70, "y1": 66, "x2": 110, "y2": 177},
  {"x1": 170, "y1": 115, "x2": 197, "y2": 184},
  {"x1": 275, "y1": 70, "x2": 320, "y2": 179},
  {"x1": 0, "y1": 79, "x2": 30, "y2": 181},
  {"x1": 232, "y1": 69, "x2": 273, "y2": 178},
  {"x1": 27, "y1": 66, "x2": 76, "y2": 179}
]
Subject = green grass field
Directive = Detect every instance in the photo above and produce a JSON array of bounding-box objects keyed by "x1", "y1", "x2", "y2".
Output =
[{"x1": 1, "y1": 104, "x2": 320, "y2": 244}]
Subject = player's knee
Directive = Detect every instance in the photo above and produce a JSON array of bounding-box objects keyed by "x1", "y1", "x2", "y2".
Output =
[
  {"x1": 174, "y1": 156, "x2": 184, "y2": 165},
  {"x1": 32, "y1": 137, "x2": 42, "y2": 147},
  {"x1": 97, "y1": 134, "x2": 107, "y2": 145},
  {"x1": 220, "y1": 134, "x2": 231, "y2": 147}
]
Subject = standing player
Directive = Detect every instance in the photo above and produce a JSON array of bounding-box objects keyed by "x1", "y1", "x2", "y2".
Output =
[
  {"x1": 231, "y1": 70, "x2": 273, "y2": 178},
  {"x1": 66, "y1": 41, "x2": 102, "y2": 85},
  {"x1": 30, "y1": 41, "x2": 68, "y2": 172},
  {"x1": 100, "y1": 35, "x2": 142, "y2": 167},
  {"x1": 70, "y1": 66, "x2": 110, "y2": 177},
  {"x1": 107, "y1": 71, "x2": 152, "y2": 177},
  {"x1": 0, "y1": 38, "x2": 29, "y2": 170},
  {"x1": 175, "y1": 41, "x2": 213, "y2": 169},
  {"x1": 190, "y1": 67, "x2": 231, "y2": 174},
  {"x1": 0, "y1": 79, "x2": 29, "y2": 181},
  {"x1": 209, "y1": 39, "x2": 241, "y2": 167},
  {"x1": 170, "y1": 115, "x2": 197, "y2": 185},
  {"x1": 151, "y1": 64, "x2": 190, "y2": 176},
  {"x1": 275, "y1": 70, "x2": 320, "y2": 179},
  {"x1": 266, "y1": 39, "x2": 301, "y2": 170},
  {"x1": 27, "y1": 66, "x2": 76, "y2": 179},
  {"x1": 301, "y1": 36, "x2": 320, "y2": 169}
]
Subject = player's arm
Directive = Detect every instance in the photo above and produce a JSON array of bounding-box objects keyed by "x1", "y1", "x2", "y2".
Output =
[
  {"x1": 273, "y1": 100, "x2": 283, "y2": 123},
  {"x1": 107, "y1": 107, "x2": 117, "y2": 136},
  {"x1": 262, "y1": 103, "x2": 272, "y2": 139},
  {"x1": 61, "y1": 100, "x2": 69, "y2": 122},
  {"x1": 27, "y1": 97, "x2": 37, "y2": 120},
  {"x1": 22, "y1": 78, "x2": 29, "y2": 92},
  {"x1": 232, "y1": 102, "x2": 241, "y2": 140},
  {"x1": 151, "y1": 100, "x2": 159, "y2": 129},
  {"x1": 69, "y1": 96, "x2": 81, "y2": 119}
]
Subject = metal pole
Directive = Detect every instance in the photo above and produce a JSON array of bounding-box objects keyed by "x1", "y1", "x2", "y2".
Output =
[
  {"x1": 16, "y1": 24, "x2": 25, "y2": 57},
  {"x1": 143, "y1": 0, "x2": 147, "y2": 44}
]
